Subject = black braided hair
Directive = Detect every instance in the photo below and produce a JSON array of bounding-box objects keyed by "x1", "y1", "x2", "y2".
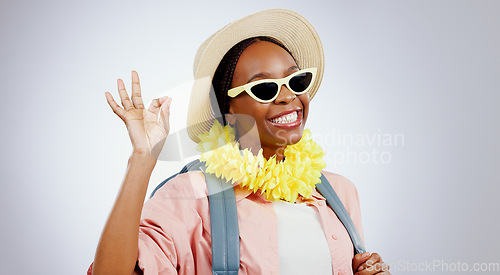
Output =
[{"x1": 211, "y1": 36, "x2": 295, "y2": 126}]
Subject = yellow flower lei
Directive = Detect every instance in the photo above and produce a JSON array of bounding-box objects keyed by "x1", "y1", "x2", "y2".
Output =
[{"x1": 196, "y1": 120, "x2": 326, "y2": 202}]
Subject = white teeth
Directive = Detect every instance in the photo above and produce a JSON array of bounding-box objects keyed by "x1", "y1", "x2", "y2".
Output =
[{"x1": 270, "y1": 111, "x2": 298, "y2": 124}]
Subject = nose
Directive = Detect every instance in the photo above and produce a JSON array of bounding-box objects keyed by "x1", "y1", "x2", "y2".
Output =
[{"x1": 274, "y1": 84, "x2": 295, "y2": 104}]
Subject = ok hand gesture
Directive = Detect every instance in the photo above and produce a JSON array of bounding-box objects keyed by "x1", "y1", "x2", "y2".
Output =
[{"x1": 105, "y1": 71, "x2": 172, "y2": 160}]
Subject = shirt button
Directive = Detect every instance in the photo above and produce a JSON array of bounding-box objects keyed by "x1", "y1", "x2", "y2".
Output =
[{"x1": 331, "y1": 234, "x2": 338, "y2": 240}]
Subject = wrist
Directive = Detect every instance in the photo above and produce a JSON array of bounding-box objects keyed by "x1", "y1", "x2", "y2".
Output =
[{"x1": 129, "y1": 152, "x2": 157, "y2": 169}]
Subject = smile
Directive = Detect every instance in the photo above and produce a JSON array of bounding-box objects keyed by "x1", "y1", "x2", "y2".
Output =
[{"x1": 268, "y1": 110, "x2": 302, "y2": 128}]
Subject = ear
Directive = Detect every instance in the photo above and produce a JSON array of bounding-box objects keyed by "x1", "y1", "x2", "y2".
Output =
[
  {"x1": 226, "y1": 103, "x2": 236, "y2": 125},
  {"x1": 225, "y1": 113, "x2": 236, "y2": 125}
]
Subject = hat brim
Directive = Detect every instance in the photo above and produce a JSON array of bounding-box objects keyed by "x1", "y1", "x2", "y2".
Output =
[{"x1": 187, "y1": 8, "x2": 324, "y2": 143}]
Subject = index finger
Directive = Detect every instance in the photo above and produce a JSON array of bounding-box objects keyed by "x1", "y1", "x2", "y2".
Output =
[
  {"x1": 352, "y1": 252, "x2": 370, "y2": 272},
  {"x1": 131, "y1": 70, "x2": 145, "y2": 109},
  {"x1": 357, "y1": 253, "x2": 383, "y2": 273}
]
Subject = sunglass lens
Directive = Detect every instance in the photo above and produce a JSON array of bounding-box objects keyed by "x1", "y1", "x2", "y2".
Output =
[
  {"x1": 289, "y1": 72, "x2": 313, "y2": 93},
  {"x1": 250, "y1": 82, "x2": 279, "y2": 101}
]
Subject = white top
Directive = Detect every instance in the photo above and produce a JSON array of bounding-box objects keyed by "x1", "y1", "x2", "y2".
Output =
[{"x1": 272, "y1": 200, "x2": 333, "y2": 275}]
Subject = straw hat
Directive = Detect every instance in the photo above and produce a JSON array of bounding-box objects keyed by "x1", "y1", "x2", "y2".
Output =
[{"x1": 187, "y1": 8, "x2": 324, "y2": 143}]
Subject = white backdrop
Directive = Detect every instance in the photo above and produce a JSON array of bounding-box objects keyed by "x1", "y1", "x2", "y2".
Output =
[{"x1": 1, "y1": 0, "x2": 499, "y2": 274}]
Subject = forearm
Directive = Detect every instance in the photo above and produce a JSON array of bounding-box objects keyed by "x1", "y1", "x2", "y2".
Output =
[{"x1": 92, "y1": 153, "x2": 156, "y2": 275}]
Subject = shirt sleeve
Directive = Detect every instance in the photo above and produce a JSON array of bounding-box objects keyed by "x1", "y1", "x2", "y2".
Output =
[
  {"x1": 86, "y1": 263, "x2": 93, "y2": 275},
  {"x1": 136, "y1": 199, "x2": 179, "y2": 274},
  {"x1": 136, "y1": 170, "x2": 210, "y2": 274},
  {"x1": 87, "y1": 170, "x2": 210, "y2": 275}
]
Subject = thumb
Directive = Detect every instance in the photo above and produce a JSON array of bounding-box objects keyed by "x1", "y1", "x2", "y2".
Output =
[{"x1": 352, "y1": 252, "x2": 370, "y2": 272}]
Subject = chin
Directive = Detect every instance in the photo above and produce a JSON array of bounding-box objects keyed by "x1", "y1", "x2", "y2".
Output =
[{"x1": 273, "y1": 128, "x2": 304, "y2": 146}]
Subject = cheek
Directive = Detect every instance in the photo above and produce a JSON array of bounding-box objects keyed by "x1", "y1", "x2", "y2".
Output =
[
  {"x1": 229, "y1": 97, "x2": 270, "y2": 128},
  {"x1": 299, "y1": 94, "x2": 310, "y2": 121},
  {"x1": 231, "y1": 96, "x2": 269, "y2": 116}
]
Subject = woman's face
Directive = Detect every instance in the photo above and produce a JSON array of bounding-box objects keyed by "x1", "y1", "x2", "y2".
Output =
[{"x1": 228, "y1": 40, "x2": 309, "y2": 152}]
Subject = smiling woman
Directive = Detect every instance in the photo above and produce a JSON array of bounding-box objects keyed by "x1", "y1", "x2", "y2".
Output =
[
  {"x1": 222, "y1": 38, "x2": 311, "y2": 161},
  {"x1": 88, "y1": 8, "x2": 390, "y2": 275}
]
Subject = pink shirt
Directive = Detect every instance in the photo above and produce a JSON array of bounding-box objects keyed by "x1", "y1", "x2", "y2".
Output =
[{"x1": 88, "y1": 170, "x2": 364, "y2": 275}]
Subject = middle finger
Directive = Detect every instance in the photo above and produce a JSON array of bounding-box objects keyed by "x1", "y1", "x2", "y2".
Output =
[
  {"x1": 117, "y1": 78, "x2": 134, "y2": 110},
  {"x1": 131, "y1": 70, "x2": 145, "y2": 109}
]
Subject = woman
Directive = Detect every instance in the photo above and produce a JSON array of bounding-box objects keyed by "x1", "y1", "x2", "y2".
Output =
[{"x1": 90, "y1": 9, "x2": 390, "y2": 275}]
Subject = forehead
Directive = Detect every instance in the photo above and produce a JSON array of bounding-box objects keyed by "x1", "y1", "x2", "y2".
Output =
[{"x1": 234, "y1": 41, "x2": 297, "y2": 78}]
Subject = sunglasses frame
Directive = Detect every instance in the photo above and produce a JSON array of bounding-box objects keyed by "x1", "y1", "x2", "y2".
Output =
[{"x1": 227, "y1": 67, "x2": 317, "y2": 103}]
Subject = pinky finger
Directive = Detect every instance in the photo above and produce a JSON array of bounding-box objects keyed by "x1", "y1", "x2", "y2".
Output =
[{"x1": 105, "y1": 92, "x2": 127, "y2": 121}]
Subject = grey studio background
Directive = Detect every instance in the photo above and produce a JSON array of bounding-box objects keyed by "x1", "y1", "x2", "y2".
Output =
[{"x1": 1, "y1": 0, "x2": 499, "y2": 274}]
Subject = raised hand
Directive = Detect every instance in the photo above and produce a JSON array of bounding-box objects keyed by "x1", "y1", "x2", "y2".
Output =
[{"x1": 105, "y1": 70, "x2": 172, "y2": 160}]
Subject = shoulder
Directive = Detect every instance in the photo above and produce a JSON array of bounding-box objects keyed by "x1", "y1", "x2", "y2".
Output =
[
  {"x1": 320, "y1": 170, "x2": 361, "y2": 209},
  {"x1": 321, "y1": 170, "x2": 359, "y2": 196},
  {"x1": 147, "y1": 170, "x2": 209, "y2": 207}
]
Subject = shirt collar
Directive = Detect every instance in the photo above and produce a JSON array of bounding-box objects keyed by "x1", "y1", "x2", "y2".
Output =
[
  {"x1": 233, "y1": 185, "x2": 327, "y2": 204},
  {"x1": 310, "y1": 188, "x2": 327, "y2": 201},
  {"x1": 234, "y1": 185, "x2": 253, "y2": 202}
]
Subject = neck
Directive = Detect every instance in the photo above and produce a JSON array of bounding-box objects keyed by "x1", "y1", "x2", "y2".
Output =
[
  {"x1": 262, "y1": 145, "x2": 285, "y2": 162},
  {"x1": 236, "y1": 128, "x2": 286, "y2": 163}
]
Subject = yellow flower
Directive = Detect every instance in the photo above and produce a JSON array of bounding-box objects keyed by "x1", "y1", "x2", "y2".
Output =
[{"x1": 196, "y1": 120, "x2": 326, "y2": 203}]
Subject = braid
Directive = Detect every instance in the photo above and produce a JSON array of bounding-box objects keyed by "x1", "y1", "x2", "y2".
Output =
[{"x1": 211, "y1": 36, "x2": 294, "y2": 126}]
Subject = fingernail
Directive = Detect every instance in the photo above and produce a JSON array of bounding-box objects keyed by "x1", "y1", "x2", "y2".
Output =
[
  {"x1": 358, "y1": 265, "x2": 365, "y2": 271},
  {"x1": 362, "y1": 252, "x2": 370, "y2": 258}
]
